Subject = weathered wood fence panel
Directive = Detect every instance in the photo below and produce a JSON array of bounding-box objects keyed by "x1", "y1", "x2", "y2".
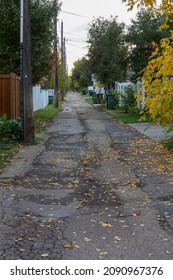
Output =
[
  {"x1": 0, "y1": 73, "x2": 21, "y2": 119},
  {"x1": 0, "y1": 74, "x2": 53, "y2": 118}
]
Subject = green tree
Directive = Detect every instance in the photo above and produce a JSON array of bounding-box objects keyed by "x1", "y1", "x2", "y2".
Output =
[
  {"x1": 0, "y1": 0, "x2": 61, "y2": 84},
  {"x1": 123, "y1": 0, "x2": 173, "y2": 128},
  {"x1": 31, "y1": 0, "x2": 61, "y2": 84},
  {"x1": 126, "y1": 9, "x2": 170, "y2": 80},
  {"x1": 87, "y1": 16, "x2": 128, "y2": 88},
  {"x1": 71, "y1": 57, "x2": 92, "y2": 90},
  {"x1": 0, "y1": 0, "x2": 20, "y2": 74}
]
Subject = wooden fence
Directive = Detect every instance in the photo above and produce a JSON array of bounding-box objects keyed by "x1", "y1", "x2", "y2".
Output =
[{"x1": 0, "y1": 73, "x2": 21, "y2": 119}]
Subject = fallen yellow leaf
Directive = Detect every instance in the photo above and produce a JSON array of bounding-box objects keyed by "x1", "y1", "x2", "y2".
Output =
[
  {"x1": 63, "y1": 244, "x2": 79, "y2": 249},
  {"x1": 67, "y1": 182, "x2": 74, "y2": 189},
  {"x1": 114, "y1": 236, "x2": 122, "y2": 241},
  {"x1": 145, "y1": 195, "x2": 153, "y2": 200},
  {"x1": 99, "y1": 222, "x2": 112, "y2": 228},
  {"x1": 148, "y1": 253, "x2": 155, "y2": 257},
  {"x1": 99, "y1": 252, "x2": 108, "y2": 256},
  {"x1": 84, "y1": 237, "x2": 91, "y2": 242},
  {"x1": 132, "y1": 211, "x2": 141, "y2": 216}
]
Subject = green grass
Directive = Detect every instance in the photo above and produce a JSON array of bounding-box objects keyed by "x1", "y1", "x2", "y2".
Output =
[
  {"x1": 106, "y1": 109, "x2": 146, "y2": 123},
  {"x1": 82, "y1": 94, "x2": 149, "y2": 123},
  {"x1": 0, "y1": 141, "x2": 18, "y2": 169},
  {"x1": 34, "y1": 103, "x2": 62, "y2": 133},
  {"x1": 82, "y1": 94, "x2": 93, "y2": 105}
]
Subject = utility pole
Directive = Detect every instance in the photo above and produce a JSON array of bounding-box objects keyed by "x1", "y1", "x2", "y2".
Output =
[
  {"x1": 61, "y1": 20, "x2": 64, "y2": 67},
  {"x1": 61, "y1": 20, "x2": 64, "y2": 100},
  {"x1": 20, "y1": 0, "x2": 34, "y2": 143},
  {"x1": 53, "y1": 0, "x2": 59, "y2": 108},
  {"x1": 20, "y1": 0, "x2": 24, "y2": 139},
  {"x1": 63, "y1": 37, "x2": 66, "y2": 73}
]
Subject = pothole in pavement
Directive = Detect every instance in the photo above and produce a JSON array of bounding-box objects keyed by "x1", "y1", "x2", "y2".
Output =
[
  {"x1": 157, "y1": 213, "x2": 173, "y2": 236},
  {"x1": 159, "y1": 195, "x2": 173, "y2": 203},
  {"x1": 154, "y1": 195, "x2": 173, "y2": 215}
]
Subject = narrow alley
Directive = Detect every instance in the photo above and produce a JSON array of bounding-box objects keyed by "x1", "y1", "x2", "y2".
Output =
[{"x1": 0, "y1": 92, "x2": 173, "y2": 260}]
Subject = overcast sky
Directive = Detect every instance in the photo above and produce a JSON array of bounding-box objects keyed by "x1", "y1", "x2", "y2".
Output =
[{"x1": 58, "y1": 0, "x2": 138, "y2": 73}]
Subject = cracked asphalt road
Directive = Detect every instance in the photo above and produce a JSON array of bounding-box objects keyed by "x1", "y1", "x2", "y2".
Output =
[{"x1": 0, "y1": 91, "x2": 173, "y2": 260}]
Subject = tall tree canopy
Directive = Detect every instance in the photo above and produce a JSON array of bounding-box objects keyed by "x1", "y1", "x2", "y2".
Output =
[
  {"x1": 126, "y1": 9, "x2": 170, "y2": 80},
  {"x1": 87, "y1": 16, "x2": 128, "y2": 87},
  {"x1": 71, "y1": 58, "x2": 92, "y2": 90},
  {"x1": 0, "y1": 0, "x2": 61, "y2": 84},
  {"x1": 123, "y1": 0, "x2": 173, "y2": 128}
]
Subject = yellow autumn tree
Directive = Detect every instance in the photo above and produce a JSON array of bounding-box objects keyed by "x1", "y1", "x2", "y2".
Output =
[
  {"x1": 142, "y1": 33, "x2": 173, "y2": 127},
  {"x1": 123, "y1": 0, "x2": 173, "y2": 128},
  {"x1": 123, "y1": 0, "x2": 173, "y2": 14}
]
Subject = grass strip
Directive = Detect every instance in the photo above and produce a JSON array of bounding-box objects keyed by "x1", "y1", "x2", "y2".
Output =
[
  {"x1": 34, "y1": 103, "x2": 63, "y2": 133},
  {"x1": 105, "y1": 109, "x2": 146, "y2": 123},
  {"x1": 82, "y1": 94, "x2": 93, "y2": 105}
]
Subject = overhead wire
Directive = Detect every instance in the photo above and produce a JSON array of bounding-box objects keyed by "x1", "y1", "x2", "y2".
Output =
[
  {"x1": 66, "y1": 42, "x2": 83, "y2": 48},
  {"x1": 61, "y1": 10, "x2": 92, "y2": 19},
  {"x1": 58, "y1": 9, "x2": 90, "y2": 69}
]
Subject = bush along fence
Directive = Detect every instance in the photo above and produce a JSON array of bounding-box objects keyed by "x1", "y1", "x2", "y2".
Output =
[
  {"x1": 115, "y1": 81, "x2": 145, "y2": 110},
  {"x1": 0, "y1": 114, "x2": 21, "y2": 140}
]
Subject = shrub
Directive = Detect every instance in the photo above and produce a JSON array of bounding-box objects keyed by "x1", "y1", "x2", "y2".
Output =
[
  {"x1": 0, "y1": 114, "x2": 21, "y2": 140},
  {"x1": 120, "y1": 85, "x2": 137, "y2": 113}
]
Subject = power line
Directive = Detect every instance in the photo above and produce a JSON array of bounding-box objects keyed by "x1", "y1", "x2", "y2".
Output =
[
  {"x1": 64, "y1": 31, "x2": 86, "y2": 38},
  {"x1": 67, "y1": 38, "x2": 86, "y2": 43},
  {"x1": 61, "y1": 10, "x2": 92, "y2": 19},
  {"x1": 66, "y1": 42, "x2": 82, "y2": 48}
]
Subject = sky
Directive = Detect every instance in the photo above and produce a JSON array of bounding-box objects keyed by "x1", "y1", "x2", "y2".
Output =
[{"x1": 58, "y1": 0, "x2": 138, "y2": 73}]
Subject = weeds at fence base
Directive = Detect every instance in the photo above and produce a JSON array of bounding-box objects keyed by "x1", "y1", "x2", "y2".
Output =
[{"x1": 34, "y1": 103, "x2": 62, "y2": 133}]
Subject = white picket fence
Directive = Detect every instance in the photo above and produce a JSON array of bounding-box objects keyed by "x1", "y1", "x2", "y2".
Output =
[
  {"x1": 33, "y1": 85, "x2": 54, "y2": 112},
  {"x1": 115, "y1": 81, "x2": 145, "y2": 110}
]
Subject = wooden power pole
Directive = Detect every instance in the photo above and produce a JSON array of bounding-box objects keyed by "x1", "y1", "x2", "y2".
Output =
[
  {"x1": 53, "y1": 0, "x2": 59, "y2": 108},
  {"x1": 20, "y1": 0, "x2": 34, "y2": 143},
  {"x1": 61, "y1": 20, "x2": 64, "y2": 100}
]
